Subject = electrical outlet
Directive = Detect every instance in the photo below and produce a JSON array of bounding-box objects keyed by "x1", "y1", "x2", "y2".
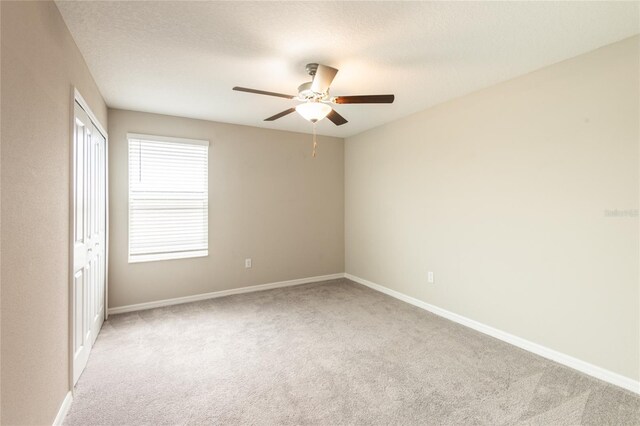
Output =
[
  {"x1": 427, "y1": 271, "x2": 434, "y2": 283},
  {"x1": 245, "y1": 258, "x2": 252, "y2": 268}
]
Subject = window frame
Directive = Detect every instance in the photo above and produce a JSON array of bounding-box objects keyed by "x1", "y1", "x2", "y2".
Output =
[{"x1": 127, "y1": 133, "x2": 209, "y2": 263}]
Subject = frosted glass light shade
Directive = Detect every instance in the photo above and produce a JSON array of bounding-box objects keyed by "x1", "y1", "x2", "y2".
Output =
[{"x1": 295, "y1": 102, "x2": 332, "y2": 122}]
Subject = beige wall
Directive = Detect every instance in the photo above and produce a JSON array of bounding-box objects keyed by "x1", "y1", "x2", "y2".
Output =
[
  {"x1": 108, "y1": 109, "x2": 344, "y2": 308},
  {"x1": 345, "y1": 36, "x2": 640, "y2": 381},
  {"x1": 1, "y1": 1, "x2": 107, "y2": 424}
]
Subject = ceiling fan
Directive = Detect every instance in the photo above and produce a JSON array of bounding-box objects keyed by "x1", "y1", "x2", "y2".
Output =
[{"x1": 233, "y1": 63, "x2": 394, "y2": 126}]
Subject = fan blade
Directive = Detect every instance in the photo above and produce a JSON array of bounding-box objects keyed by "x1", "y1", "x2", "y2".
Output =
[
  {"x1": 233, "y1": 86, "x2": 295, "y2": 99},
  {"x1": 326, "y1": 109, "x2": 348, "y2": 126},
  {"x1": 333, "y1": 94, "x2": 395, "y2": 104},
  {"x1": 310, "y1": 64, "x2": 338, "y2": 94},
  {"x1": 264, "y1": 108, "x2": 296, "y2": 121}
]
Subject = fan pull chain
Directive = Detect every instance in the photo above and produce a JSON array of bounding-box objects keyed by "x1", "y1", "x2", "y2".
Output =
[{"x1": 312, "y1": 122, "x2": 318, "y2": 158}]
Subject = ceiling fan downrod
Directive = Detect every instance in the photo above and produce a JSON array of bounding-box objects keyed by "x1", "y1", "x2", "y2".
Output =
[{"x1": 305, "y1": 63, "x2": 319, "y2": 77}]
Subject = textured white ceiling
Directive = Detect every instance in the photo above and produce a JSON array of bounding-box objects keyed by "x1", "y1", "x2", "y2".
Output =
[{"x1": 56, "y1": 1, "x2": 639, "y2": 138}]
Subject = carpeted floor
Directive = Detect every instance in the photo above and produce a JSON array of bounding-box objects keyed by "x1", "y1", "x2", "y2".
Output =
[{"x1": 65, "y1": 278, "x2": 640, "y2": 425}]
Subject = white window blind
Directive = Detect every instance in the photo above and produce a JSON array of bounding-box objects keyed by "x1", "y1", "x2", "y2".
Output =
[{"x1": 128, "y1": 133, "x2": 208, "y2": 263}]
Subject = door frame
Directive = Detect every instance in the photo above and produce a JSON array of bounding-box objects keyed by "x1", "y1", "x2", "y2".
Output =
[{"x1": 68, "y1": 87, "x2": 109, "y2": 390}]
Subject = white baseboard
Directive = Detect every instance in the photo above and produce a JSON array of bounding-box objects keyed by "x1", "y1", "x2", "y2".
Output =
[
  {"x1": 345, "y1": 273, "x2": 640, "y2": 395},
  {"x1": 52, "y1": 391, "x2": 72, "y2": 426},
  {"x1": 107, "y1": 273, "x2": 345, "y2": 315}
]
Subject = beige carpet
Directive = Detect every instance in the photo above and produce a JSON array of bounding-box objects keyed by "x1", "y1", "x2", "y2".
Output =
[{"x1": 65, "y1": 278, "x2": 639, "y2": 425}]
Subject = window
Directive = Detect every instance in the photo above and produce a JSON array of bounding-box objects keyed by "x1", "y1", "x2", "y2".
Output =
[{"x1": 128, "y1": 133, "x2": 208, "y2": 263}]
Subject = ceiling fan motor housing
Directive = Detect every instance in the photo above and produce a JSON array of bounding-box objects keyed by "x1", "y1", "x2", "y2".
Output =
[
  {"x1": 297, "y1": 82, "x2": 324, "y2": 100},
  {"x1": 297, "y1": 63, "x2": 331, "y2": 100}
]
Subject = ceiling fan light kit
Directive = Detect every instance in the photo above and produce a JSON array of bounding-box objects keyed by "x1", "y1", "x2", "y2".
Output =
[
  {"x1": 295, "y1": 102, "x2": 332, "y2": 123},
  {"x1": 233, "y1": 62, "x2": 395, "y2": 156}
]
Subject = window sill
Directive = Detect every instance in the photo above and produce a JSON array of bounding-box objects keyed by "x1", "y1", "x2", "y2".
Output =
[{"x1": 128, "y1": 250, "x2": 208, "y2": 264}]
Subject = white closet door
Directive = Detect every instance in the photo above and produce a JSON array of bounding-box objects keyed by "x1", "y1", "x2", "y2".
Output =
[{"x1": 72, "y1": 101, "x2": 106, "y2": 385}]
